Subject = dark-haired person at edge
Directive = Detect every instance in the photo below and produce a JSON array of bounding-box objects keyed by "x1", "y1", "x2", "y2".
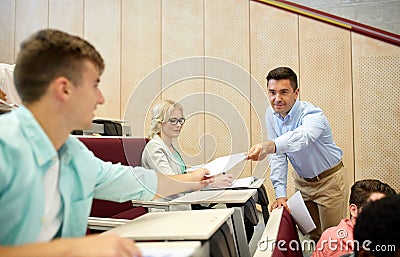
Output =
[
  {"x1": 247, "y1": 67, "x2": 346, "y2": 242},
  {"x1": 312, "y1": 179, "x2": 396, "y2": 257},
  {"x1": 0, "y1": 29, "x2": 213, "y2": 257},
  {"x1": 341, "y1": 194, "x2": 400, "y2": 257}
]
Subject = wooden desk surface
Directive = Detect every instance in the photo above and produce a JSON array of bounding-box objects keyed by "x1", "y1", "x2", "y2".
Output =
[{"x1": 104, "y1": 208, "x2": 234, "y2": 241}]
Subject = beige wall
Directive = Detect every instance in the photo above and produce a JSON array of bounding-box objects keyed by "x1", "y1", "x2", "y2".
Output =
[{"x1": 1, "y1": 0, "x2": 399, "y2": 203}]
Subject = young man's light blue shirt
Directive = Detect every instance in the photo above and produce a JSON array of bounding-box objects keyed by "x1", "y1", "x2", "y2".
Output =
[
  {"x1": 0, "y1": 106, "x2": 158, "y2": 245},
  {"x1": 266, "y1": 100, "x2": 343, "y2": 198}
]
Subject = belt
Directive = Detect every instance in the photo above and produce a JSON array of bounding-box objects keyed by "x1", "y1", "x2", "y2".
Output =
[{"x1": 303, "y1": 161, "x2": 344, "y2": 182}]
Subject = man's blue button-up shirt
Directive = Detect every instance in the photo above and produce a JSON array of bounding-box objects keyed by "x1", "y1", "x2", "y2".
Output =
[{"x1": 266, "y1": 100, "x2": 343, "y2": 198}]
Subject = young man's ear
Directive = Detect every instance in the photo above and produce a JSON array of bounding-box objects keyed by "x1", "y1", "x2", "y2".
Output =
[
  {"x1": 53, "y1": 76, "x2": 72, "y2": 100},
  {"x1": 350, "y1": 203, "x2": 359, "y2": 218}
]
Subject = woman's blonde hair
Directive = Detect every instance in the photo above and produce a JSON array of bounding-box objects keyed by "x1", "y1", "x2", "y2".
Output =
[{"x1": 148, "y1": 100, "x2": 184, "y2": 139}]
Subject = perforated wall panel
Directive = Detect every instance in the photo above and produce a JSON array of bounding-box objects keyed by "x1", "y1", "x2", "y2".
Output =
[
  {"x1": 85, "y1": 0, "x2": 121, "y2": 119},
  {"x1": 352, "y1": 33, "x2": 400, "y2": 192},
  {"x1": 122, "y1": 0, "x2": 162, "y2": 135},
  {"x1": 0, "y1": 0, "x2": 15, "y2": 62},
  {"x1": 49, "y1": 0, "x2": 83, "y2": 36},
  {"x1": 250, "y1": 3, "x2": 299, "y2": 203},
  {"x1": 299, "y1": 17, "x2": 354, "y2": 199},
  {"x1": 162, "y1": 0, "x2": 205, "y2": 165},
  {"x1": 205, "y1": 0, "x2": 251, "y2": 178}
]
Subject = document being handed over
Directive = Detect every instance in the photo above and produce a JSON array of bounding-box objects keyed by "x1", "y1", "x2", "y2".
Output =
[{"x1": 186, "y1": 152, "x2": 247, "y2": 176}]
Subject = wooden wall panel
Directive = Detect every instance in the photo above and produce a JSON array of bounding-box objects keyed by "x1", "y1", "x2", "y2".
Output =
[
  {"x1": 161, "y1": 0, "x2": 205, "y2": 166},
  {"x1": 0, "y1": 0, "x2": 15, "y2": 63},
  {"x1": 352, "y1": 33, "x2": 400, "y2": 192},
  {"x1": 15, "y1": 0, "x2": 48, "y2": 60},
  {"x1": 250, "y1": 2, "x2": 299, "y2": 202},
  {"x1": 121, "y1": 0, "x2": 161, "y2": 137},
  {"x1": 299, "y1": 16, "x2": 354, "y2": 198},
  {"x1": 49, "y1": 0, "x2": 83, "y2": 36},
  {"x1": 84, "y1": 0, "x2": 121, "y2": 119},
  {"x1": 204, "y1": 0, "x2": 251, "y2": 179}
]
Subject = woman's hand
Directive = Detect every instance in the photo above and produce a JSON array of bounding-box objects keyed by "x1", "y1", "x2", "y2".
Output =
[{"x1": 210, "y1": 173, "x2": 234, "y2": 188}]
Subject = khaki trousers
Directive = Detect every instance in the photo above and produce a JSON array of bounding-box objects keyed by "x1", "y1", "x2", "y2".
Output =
[{"x1": 292, "y1": 165, "x2": 348, "y2": 242}]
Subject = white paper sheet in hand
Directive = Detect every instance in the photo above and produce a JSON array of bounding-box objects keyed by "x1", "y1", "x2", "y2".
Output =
[
  {"x1": 186, "y1": 152, "x2": 247, "y2": 176},
  {"x1": 286, "y1": 191, "x2": 316, "y2": 235}
]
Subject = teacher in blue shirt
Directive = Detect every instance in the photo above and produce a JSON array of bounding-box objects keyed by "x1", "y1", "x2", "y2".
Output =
[{"x1": 247, "y1": 67, "x2": 346, "y2": 242}]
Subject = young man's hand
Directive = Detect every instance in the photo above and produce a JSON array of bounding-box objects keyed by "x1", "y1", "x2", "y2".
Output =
[
  {"x1": 190, "y1": 168, "x2": 214, "y2": 190},
  {"x1": 0, "y1": 89, "x2": 7, "y2": 101}
]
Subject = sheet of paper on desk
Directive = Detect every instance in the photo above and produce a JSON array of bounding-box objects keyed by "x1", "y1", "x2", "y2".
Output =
[
  {"x1": 231, "y1": 176, "x2": 256, "y2": 188},
  {"x1": 186, "y1": 152, "x2": 247, "y2": 176},
  {"x1": 207, "y1": 176, "x2": 256, "y2": 189},
  {"x1": 171, "y1": 190, "x2": 223, "y2": 203},
  {"x1": 287, "y1": 191, "x2": 316, "y2": 235},
  {"x1": 142, "y1": 249, "x2": 195, "y2": 257}
]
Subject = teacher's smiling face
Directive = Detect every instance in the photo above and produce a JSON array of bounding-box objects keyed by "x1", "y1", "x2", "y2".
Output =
[{"x1": 267, "y1": 78, "x2": 299, "y2": 118}]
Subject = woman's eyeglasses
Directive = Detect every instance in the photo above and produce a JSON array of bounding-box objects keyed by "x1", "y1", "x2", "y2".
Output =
[{"x1": 168, "y1": 118, "x2": 186, "y2": 125}]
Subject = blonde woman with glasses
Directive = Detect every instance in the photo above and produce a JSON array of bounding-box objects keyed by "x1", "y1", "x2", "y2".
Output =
[{"x1": 142, "y1": 99, "x2": 233, "y2": 187}]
